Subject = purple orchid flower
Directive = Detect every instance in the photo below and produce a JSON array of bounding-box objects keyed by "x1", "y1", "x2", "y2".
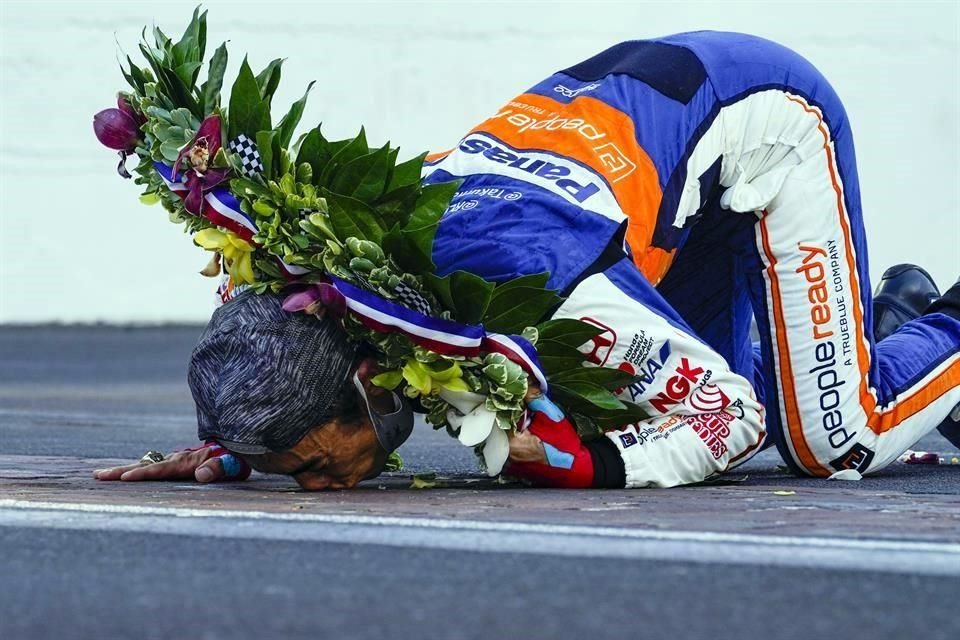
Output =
[
  {"x1": 173, "y1": 114, "x2": 231, "y2": 215},
  {"x1": 93, "y1": 95, "x2": 145, "y2": 179},
  {"x1": 282, "y1": 283, "x2": 347, "y2": 317}
]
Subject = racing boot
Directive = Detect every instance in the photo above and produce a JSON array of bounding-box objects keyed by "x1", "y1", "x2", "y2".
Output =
[
  {"x1": 872, "y1": 263, "x2": 940, "y2": 342},
  {"x1": 925, "y1": 277, "x2": 960, "y2": 449}
]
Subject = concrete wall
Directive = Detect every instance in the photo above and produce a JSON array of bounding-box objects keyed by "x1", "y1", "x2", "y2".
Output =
[{"x1": 1, "y1": 0, "x2": 957, "y2": 322}]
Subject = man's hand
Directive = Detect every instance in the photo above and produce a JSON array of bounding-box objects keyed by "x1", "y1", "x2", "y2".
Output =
[
  {"x1": 93, "y1": 442, "x2": 250, "y2": 483},
  {"x1": 505, "y1": 412, "x2": 595, "y2": 488}
]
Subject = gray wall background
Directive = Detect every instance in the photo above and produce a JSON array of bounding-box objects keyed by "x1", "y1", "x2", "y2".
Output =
[{"x1": 1, "y1": 0, "x2": 957, "y2": 322}]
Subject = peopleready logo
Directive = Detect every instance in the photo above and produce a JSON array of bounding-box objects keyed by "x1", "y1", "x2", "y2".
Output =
[
  {"x1": 458, "y1": 136, "x2": 602, "y2": 204},
  {"x1": 797, "y1": 243, "x2": 855, "y2": 449},
  {"x1": 490, "y1": 102, "x2": 638, "y2": 183}
]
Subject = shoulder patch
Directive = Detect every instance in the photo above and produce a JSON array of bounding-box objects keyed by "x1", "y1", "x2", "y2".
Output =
[{"x1": 562, "y1": 41, "x2": 706, "y2": 104}]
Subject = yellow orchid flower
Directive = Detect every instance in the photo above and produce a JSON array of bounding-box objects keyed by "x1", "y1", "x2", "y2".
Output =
[
  {"x1": 402, "y1": 360, "x2": 432, "y2": 395},
  {"x1": 139, "y1": 192, "x2": 161, "y2": 206},
  {"x1": 194, "y1": 228, "x2": 257, "y2": 285},
  {"x1": 401, "y1": 359, "x2": 471, "y2": 396}
]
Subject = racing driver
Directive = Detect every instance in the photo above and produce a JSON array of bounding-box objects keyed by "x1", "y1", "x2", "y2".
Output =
[{"x1": 96, "y1": 31, "x2": 960, "y2": 490}]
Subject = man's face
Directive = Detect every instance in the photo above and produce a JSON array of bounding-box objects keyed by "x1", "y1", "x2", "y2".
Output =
[
  {"x1": 240, "y1": 370, "x2": 399, "y2": 489},
  {"x1": 244, "y1": 417, "x2": 389, "y2": 490}
]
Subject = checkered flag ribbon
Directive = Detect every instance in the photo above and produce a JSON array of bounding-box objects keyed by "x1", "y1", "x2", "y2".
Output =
[
  {"x1": 228, "y1": 134, "x2": 264, "y2": 178},
  {"x1": 393, "y1": 282, "x2": 433, "y2": 316}
]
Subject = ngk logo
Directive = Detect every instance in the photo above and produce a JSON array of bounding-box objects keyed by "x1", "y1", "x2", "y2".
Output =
[{"x1": 649, "y1": 357, "x2": 710, "y2": 414}]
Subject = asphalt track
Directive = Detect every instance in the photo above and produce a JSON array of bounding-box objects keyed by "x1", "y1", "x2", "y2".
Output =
[{"x1": 1, "y1": 326, "x2": 959, "y2": 640}]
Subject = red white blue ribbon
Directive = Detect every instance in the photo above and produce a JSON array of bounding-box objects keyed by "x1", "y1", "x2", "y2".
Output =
[
  {"x1": 330, "y1": 276, "x2": 549, "y2": 392},
  {"x1": 154, "y1": 162, "x2": 308, "y2": 277}
]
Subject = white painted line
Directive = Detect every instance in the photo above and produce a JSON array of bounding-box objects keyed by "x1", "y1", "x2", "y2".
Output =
[
  {"x1": 1, "y1": 500, "x2": 958, "y2": 575},
  {"x1": 0, "y1": 408, "x2": 191, "y2": 427}
]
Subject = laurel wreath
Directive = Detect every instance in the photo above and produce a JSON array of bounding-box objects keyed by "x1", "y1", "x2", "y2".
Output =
[{"x1": 104, "y1": 8, "x2": 648, "y2": 463}]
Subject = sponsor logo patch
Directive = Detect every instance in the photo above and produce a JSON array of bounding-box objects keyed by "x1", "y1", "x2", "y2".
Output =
[
  {"x1": 686, "y1": 412, "x2": 735, "y2": 460},
  {"x1": 829, "y1": 443, "x2": 875, "y2": 472},
  {"x1": 457, "y1": 137, "x2": 602, "y2": 204},
  {"x1": 580, "y1": 317, "x2": 617, "y2": 367},
  {"x1": 798, "y1": 242, "x2": 856, "y2": 450},
  {"x1": 619, "y1": 433, "x2": 638, "y2": 448}
]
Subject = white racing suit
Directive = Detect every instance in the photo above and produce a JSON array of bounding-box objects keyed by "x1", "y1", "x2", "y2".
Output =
[{"x1": 424, "y1": 31, "x2": 960, "y2": 487}]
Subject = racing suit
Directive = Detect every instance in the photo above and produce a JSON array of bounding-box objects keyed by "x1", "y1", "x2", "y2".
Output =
[{"x1": 424, "y1": 31, "x2": 960, "y2": 487}]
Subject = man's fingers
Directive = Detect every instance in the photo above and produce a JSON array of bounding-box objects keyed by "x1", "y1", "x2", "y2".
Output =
[
  {"x1": 508, "y1": 430, "x2": 548, "y2": 464},
  {"x1": 118, "y1": 453, "x2": 199, "y2": 481},
  {"x1": 93, "y1": 463, "x2": 145, "y2": 481},
  {"x1": 93, "y1": 446, "x2": 248, "y2": 484},
  {"x1": 195, "y1": 456, "x2": 225, "y2": 483}
]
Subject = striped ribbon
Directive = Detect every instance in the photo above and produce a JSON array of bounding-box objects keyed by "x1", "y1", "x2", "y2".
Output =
[
  {"x1": 330, "y1": 276, "x2": 549, "y2": 392},
  {"x1": 154, "y1": 162, "x2": 308, "y2": 277}
]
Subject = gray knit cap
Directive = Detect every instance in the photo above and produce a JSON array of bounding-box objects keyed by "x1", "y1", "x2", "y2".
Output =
[{"x1": 188, "y1": 291, "x2": 358, "y2": 453}]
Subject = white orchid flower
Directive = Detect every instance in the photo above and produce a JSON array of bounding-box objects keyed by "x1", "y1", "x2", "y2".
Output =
[
  {"x1": 481, "y1": 425, "x2": 510, "y2": 476},
  {"x1": 446, "y1": 409, "x2": 465, "y2": 433},
  {"x1": 457, "y1": 404, "x2": 498, "y2": 447},
  {"x1": 440, "y1": 387, "x2": 511, "y2": 476},
  {"x1": 438, "y1": 387, "x2": 487, "y2": 415}
]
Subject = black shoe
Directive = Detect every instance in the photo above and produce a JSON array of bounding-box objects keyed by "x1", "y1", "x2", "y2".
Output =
[
  {"x1": 939, "y1": 405, "x2": 960, "y2": 451},
  {"x1": 872, "y1": 264, "x2": 940, "y2": 342},
  {"x1": 871, "y1": 266, "x2": 960, "y2": 448}
]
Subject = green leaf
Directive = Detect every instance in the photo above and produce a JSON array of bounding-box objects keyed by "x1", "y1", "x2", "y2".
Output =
[
  {"x1": 151, "y1": 25, "x2": 172, "y2": 57},
  {"x1": 255, "y1": 130, "x2": 277, "y2": 179},
  {"x1": 537, "y1": 318, "x2": 605, "y2": 348},
  {"x1": 483, "y1": 289, "x2": 560, "y2": 335},
  {"x1": 254, "y1": 258, "x2": 285, "y2": 280},
  {"x1": 172, "y1": 7, "x2": 204, "y2": 69},
  {"x1": 372, "y1": 370, "x2": 404, "y2": 390},
  {"x1": 324, "y1": 191, "x2": 386, "y2": 244},
  {"x1": 382, "y1": 146, "x2": 400, "y2": 189},
  {"x1": 228, "y1": 57, "x2": 269, "y2": 139},
  {"x1": 484, "y1": 276, "x2": 559, "y2": 332},
  {"x1": 295, "y1": 126, "x2": 331, "y2": 181},
  {"x1": 551, "y1": 366, "x2": 636, "y2": 390},
  {"x1": 538, "y1": 355, "x2": 587, "y2": 373},
  {"x1": 423, "y1": 273, "x2": 455, "y2": 311},
  {"x1": 403, "y1": 180, "x2": 459, "y2": 261},
  {"x1": 531, "y1": 338, "x2": 586, "y2": 360},
  {"x1": 174, "y1": 61, "x2": 202, "y2": 89},
  {"x1": 273, "y1": 135, "x2": 285, "y2": 176},
  {"x1": 331, "y1": 143, "x2": 391, "y2": 203},
  {"x1": 121, "y1": 56, "x2": 147, "y2": 94},
  {"x1": 196, "y1": 8, "x2": 208, "y2": 60},
  {"x1": 139, "y1": 43, "x2": 201, "y2": 117},
  {"x1": 410, "y1": 473, "x2": 442, "y2": 490},
  {"x1": 276, "y1": 81, "x2": 315, "y2": 148},
  {"x1": 493, "y1": 272, "x2": 550, "y2": 295},
  {"x1": 446, "y1": 270, "x2": 495, "y2": 324},
  {"x1": 384, "y1": 451, "x2": 404, "y2": 472},
  {"x1": 382, "y1": 227, "x2": 434, "y2": 274},
  {"x1": 387, "y1": 152, "x2": 428, "y2": 191},
  {"x1": 201, "y1": 42, "x2": 228, "y2": 115},
  {"x1": 318, "y1": 128, "x2": 369, "y2": 187},
  {"x1": 230, "y1": 177, "x2": 271, "y2": 199},
  {"x1": 255, "y1": 58, "x2": 284, "y2": 106},
  {"x1": 159, "y1": 140, "x2": 181, "y2": 162},
  {"x1": 569, "y1": 413, "x2": 604, "y2": 441},
  {"x1": 552, "y1": 383, "x2": 626, "y2": 411},
  {"x1": 375, "y1": 184, "x2": 419, "y2": 229}
]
